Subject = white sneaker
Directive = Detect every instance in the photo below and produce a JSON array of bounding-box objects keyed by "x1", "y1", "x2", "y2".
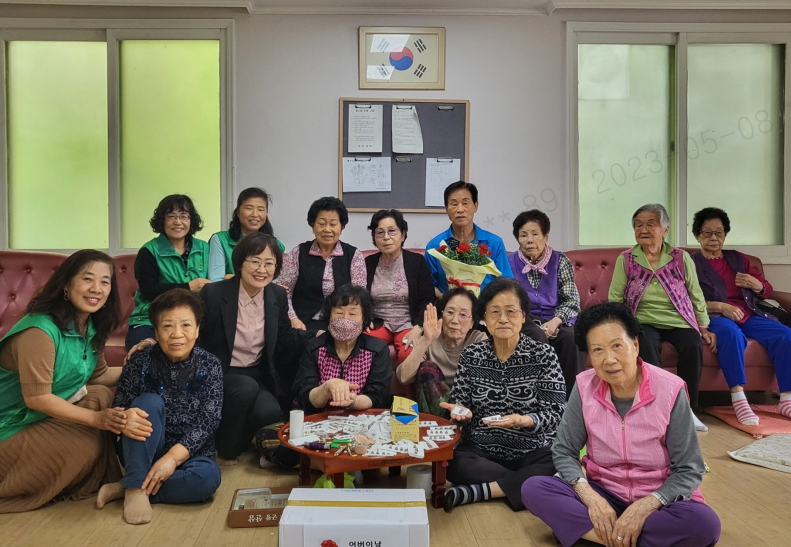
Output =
[{"x1": 692, "y1": 412, "x2": 708, "y2": 432}]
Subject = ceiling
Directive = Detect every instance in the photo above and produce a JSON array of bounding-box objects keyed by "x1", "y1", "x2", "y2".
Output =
[{"x1": 1, "y1": 0, "x2": 790, "y2": 15}]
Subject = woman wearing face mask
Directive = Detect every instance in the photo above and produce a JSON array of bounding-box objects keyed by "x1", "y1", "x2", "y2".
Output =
[{"x1": 292, "y1": 284, "x2": 392, "y2": 412}]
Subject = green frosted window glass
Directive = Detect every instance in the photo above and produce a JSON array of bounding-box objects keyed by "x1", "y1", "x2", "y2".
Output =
[
  {"x1": 687, "y1": 44, "x2": 784, "y2": 245},
  {"x1": 578, "y1": 44, "x2": 673, "y2": 246},
  {"x1": 7, "y1": 41, "x2": 108, "y2": 249},
  {"x1": 120, "y1": 40, "x2": 221, "y2": 249}
]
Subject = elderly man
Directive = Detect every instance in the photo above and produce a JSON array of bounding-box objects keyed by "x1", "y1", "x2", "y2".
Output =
[{"x1": 425, "y1": 181, "x2": 513, "y2": 296}]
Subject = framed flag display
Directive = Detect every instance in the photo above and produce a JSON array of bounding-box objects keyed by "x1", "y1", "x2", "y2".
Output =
[{"x1": 358, "y1": 27, "x2": 445, "y2": 90}]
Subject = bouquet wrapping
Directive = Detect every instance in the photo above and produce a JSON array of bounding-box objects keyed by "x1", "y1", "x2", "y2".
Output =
[{"x1": 427, "y1": 240, "x2": 501, "y2": 296}]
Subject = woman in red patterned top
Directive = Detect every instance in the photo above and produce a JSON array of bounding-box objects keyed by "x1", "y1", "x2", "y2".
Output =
[{"x1": 293, "y1": 284, "x2": 392, "y2": 412}]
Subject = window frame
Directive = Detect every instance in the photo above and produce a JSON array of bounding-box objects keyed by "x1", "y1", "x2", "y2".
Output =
[
  {"x1": 568, "y1": 22, "x2": 791, "y2": 264},
  {"x1": 0, "y1": 18, "x2": 235, "y2": 255}
]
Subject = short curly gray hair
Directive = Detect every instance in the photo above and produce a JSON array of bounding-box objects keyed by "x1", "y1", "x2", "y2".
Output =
[{"x1": 631, "y1": 203, "x2": 670, "y2": 229}]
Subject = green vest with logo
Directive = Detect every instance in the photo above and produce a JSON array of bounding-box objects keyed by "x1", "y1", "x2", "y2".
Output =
[
  {"x1": 0, "y1": 314, "x2": 99, "y2": 442},
  {"x1": 214, "y1": 230, "x2": 286, "y2": 276},
  {"x1": 128, "y1": 234, "x2": 209, "y2": 326}
]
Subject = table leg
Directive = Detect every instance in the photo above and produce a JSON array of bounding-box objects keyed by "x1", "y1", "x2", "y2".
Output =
[
  {"x1": 430, "y1": 460, "x2": 448, "y2": 509},
  {"x1": 331, "y1": 473, "x2": 346, "y2": 488},
  {"x1": 389, "y1": 466, "x2": 401, "y2": 477},
  {"x1": 299, "y1": 453, "x2": 311, "y2": 486}
]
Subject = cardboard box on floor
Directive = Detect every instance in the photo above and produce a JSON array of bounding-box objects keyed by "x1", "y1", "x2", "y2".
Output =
[
  {"x1": 391, "y1": 396, "x2": 419, "y2": 442},
  {"x1": 279, "y1": 489, "x2": 429, "y2": 547},
  {"x1": 227, "y1": 486, "x2": 294, "y2": 528}
]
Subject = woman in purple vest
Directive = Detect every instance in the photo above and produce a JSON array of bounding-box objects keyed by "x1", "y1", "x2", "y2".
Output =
[
  {"x1": 509, "y1": 209, "x2": 584, "y2": 397},
  {"x1": 691, "y1": 207, "x2": 791, "y2": 424},
  {"x1": 608, "y1": 204, "x2": 714, "y2": 431},
  {"x1": 279, "y1": 197, "x2": 367, "y2": 331},
  {"x1": 522, "y1": 303, "x2": 721, "y2": 547}
]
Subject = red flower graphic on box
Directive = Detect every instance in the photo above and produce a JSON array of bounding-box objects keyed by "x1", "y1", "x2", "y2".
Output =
[{"x1": 320, "y1": 541, "x2": 338, "y2": 547}]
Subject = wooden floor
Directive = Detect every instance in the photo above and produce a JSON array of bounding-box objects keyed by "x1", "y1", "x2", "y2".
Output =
[{"x1": 1, "y1": 411, "x2": 790, "y2": 547}]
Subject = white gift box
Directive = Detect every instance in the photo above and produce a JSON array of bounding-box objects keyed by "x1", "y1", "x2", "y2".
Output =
[{"x1": 279, "y1": 489, "x2": 429, "y2": 547}]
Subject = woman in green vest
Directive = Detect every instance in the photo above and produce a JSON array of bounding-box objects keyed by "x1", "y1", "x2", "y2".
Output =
[
  {"x1": 0, "y1": 250, "x2": 151, "y2": 513},
  {"x1": 126, "y1": 194, "x2": 211, "y2": 350},
  {"x1": 208, "y1": 187, "x2": 286, "y2": 282}
]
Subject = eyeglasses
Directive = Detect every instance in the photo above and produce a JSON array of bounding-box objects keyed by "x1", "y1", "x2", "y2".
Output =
[
  {"x1": 486, "y1": 308, "x2": 524, "y2": 320},
  {"x1": 165, "y1": 213, "x2": 190, "y2": 222},
  {"x1": 374, "y1": 228, "x2": 400, "y2": 239},
  {"x1": 443, "y1": 310, "x2": 471, "y2": 321},
  {"x1": 245, "y1": 259, "x2": 277, "y2": 271},
  {"x1": 700, "y1": 230, "x2": 725, "y2": 240}
]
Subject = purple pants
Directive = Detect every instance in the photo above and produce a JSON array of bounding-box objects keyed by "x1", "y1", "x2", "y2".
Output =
[{"x1": 522, "y1": 476, "x2": 721, "y2": 547}]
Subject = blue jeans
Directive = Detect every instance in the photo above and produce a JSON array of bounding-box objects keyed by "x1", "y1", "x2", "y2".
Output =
[
  {"x1": 121, "y1": 393, "x2": 221, "y2": 504},
  {"x1": 708, "y1": 315, "x2": 791, "y2": 392},
  {"x1": 125, "y1": 324, "x2": 155, "y2": 351}
]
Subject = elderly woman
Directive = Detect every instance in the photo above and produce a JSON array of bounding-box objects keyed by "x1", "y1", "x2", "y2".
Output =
[
  {"x1": 522, "y1": 303, "x2": 721, "y2": 547},
  {"x1": 279, "y1": 197, "x2": 366, "y2": 331},
  {"x1": 126, "y1": 194, "x2": 211, "y2": 350},
  {"x1": 98, "y1": 289, "x2": 222, "y2": 525},
  {"x1": 293, "y1": 284, "x2": 391, "y2": 412},
  {"x1": 509, "y1": 209, "x2": 584, "y2": 397},
  {"x1": 438, "y1": 278, "x2": 565, "y2": 513},
  {"x1": 0, "y1": 250, "x2": 129, "y2": 513},
  {"x1": 365, "y1": 209, "x2": 435, "y2": 364},
  {"x1": 396, "y1": 288, "x2": 487, "y2": 416},
  {"x1": 608, "y1": 203, "x2": 713, "y2": 431},
  {"x1": 200, "y1": 233, "x2": 313, "y2": 464},
  {"x1": 208, "y1": 187, "x2": 286, "y2": 282},
  {"x1": 692, "y1": 207, "x2": 791, "y2": 424}
]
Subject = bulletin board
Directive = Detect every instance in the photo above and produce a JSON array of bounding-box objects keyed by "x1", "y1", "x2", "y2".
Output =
[{"x1": 338, "y1": 97, "x2": 469, "y2": 213}]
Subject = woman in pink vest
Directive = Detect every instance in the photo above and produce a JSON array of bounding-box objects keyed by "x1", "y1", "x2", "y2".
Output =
[
  {"x1": 608, "y1": 203, "x2": 714, "y2": 431},
  {"x1": 522, "y1": 303, "x2": 721, "y2": 547}
]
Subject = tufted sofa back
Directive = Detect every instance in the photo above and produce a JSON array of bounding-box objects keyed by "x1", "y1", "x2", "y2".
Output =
[
  {"x1": 0, "y1": 251, "x2": 68, "y2": 338},
  {"x1": 563, "y1": 247, "x2": 765, "y2": 311}
]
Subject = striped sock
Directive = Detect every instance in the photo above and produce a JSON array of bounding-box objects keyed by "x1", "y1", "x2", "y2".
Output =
[
  {"x1": 443, "y1": 483, "x2": 491, "y2": 513},
  {"x1": 731, "y1": 392, "x2": 759, "y2": 425},
  {"x1": 778, "y1": 395, "x2": 791, "y2": 419}
]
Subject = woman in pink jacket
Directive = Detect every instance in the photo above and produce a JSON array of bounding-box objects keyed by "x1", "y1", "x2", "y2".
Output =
[{"x1": 521, "y1": 302, "x2": 721, "y2": 547}]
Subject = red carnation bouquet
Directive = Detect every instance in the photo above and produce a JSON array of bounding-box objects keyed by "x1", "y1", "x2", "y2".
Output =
[{"x1": 427, "y1": 240, "x2": 501, "y2": 295}]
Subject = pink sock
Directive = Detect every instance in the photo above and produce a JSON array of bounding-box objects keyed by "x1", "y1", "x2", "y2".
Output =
[
  {"x1": 778, "y1": 398, "x2": 791, "y2": 419},
  {"x1": 731, "y1": 393, "x2": 759, "y2": 425}
]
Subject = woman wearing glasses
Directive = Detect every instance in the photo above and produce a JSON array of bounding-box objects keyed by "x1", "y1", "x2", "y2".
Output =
[
  {"x1": 365, "y1": 209, "x2": 435, "y2": 365},
  {"x1": 438, "y1": 278, "x2": 565, "y2": 513},
  {"x1": 692, "y1": 207, "x2": 791, "y2": 424},
  {"x1": 126, "y1": 194, "x2": 211, "y2": 350},
  {"x1": 198, "y1": 233, "x2": 314, "y2": 465},
  {"x1": 395, "y1": 288, "x2": 487, "y2": 416}
]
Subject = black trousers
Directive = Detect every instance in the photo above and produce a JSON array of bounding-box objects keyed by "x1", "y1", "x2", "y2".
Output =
[
  {"x1": 215, "y1": 365, "x2": 283, "y2": 459},
  {"x1": 528, "y1": 315, "x2": 585, "y2": 399},
  {"x1": 446, "y1": 441, "x2": 555, "y2": 511},
  {"x1": 638, "y1": 325, "x2": 702, "y2": 408}
]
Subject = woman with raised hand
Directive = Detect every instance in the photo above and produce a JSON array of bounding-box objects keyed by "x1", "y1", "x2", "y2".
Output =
[
  {"x1": 208, "y1": 187, "x2": 286, "y2": 282},
  {"x1": 126, "y1": 194, "x2": 211, "y2": 350},
  {"x1": 395, "y1": 288, "x2": 487, "y2": 416},
  {"x1": 0, "y1": 250, "x2": 134, "y2": 513}
]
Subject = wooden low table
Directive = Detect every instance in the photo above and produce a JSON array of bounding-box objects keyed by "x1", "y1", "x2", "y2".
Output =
[{"x1": 277, "y1": 409, "x2": 460, "y2": 509}]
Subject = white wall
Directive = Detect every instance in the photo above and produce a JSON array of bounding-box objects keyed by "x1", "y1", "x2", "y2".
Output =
[
  {"x1": 0, "y1": 4, "x2": 789, "y2": 290},
  {"x1": 233, "y1": 14, "x2": 566, "y2": 256}
]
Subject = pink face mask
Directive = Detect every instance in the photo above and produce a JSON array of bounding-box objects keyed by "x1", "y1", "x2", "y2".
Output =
[{"x1": 328, "y1": 317, "x2": 363, "y2": 341}]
